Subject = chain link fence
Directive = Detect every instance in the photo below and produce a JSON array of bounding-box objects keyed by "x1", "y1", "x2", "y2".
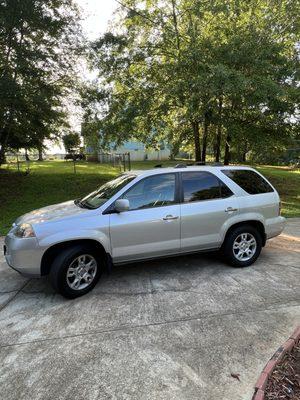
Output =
[{"x1": 3, "y1": 151, "x2": 131, "y2": 174}]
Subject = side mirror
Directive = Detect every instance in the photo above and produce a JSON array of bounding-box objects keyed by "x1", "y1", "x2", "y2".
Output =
[{"x1": 115, "y1": 199, "x2": 130, "y2": 213}]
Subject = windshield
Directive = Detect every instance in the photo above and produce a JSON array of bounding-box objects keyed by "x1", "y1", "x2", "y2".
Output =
[{"x1": 79, "y1": 174, "x2": 136, "y2": 209}]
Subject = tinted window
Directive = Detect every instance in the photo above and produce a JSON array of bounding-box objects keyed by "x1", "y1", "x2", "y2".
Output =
[
  {"x1": 80, "y1": 174, "x2": 136, "y2": 209},
  {"x1": 182, "y1": 172, "x2": 233, "y2": 202},
  {"x1": 222, "y1": 169, "x2": 274, "y2": 194},
  {"x1": 122, "y1": 174, "x2": 176, "y2": 210},
  {"x1": 220, "y1": 181, "x2": 234, "y2": 198}
]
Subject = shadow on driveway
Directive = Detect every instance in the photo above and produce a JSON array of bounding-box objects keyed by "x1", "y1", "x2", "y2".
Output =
[{"x1": 0, "y1": 219, "x2": 299, "y2": 400}]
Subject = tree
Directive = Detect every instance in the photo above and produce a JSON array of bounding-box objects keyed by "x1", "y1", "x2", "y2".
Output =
[
  {"x1": 0, "y1": 0, "x2": 82, "y2": 164},
  {"x1": 83, "y1": 0, "x2": 299, "y2": 164},
  {"x1": 62, "y1": 133, "x2": 81, "y2": 153}
]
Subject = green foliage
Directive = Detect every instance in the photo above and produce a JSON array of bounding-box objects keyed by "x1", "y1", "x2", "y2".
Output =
[
  {"x1": 62, "y1": 133, "x2": 81, "y2": 153},
  {"x1": 0, "y1": 0, "x2": 82, "y2": 162},
  {"x1": 83, "y1": 0, "x2": 300, "y2": 163}
]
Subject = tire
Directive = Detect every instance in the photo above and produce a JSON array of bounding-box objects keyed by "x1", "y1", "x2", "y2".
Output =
[
  {"x1": 222, "y1": 225, "x2": 262, "y2": 268},
  {"x1": 50, "y1": 244, "x2": 102, "y2": 299}
]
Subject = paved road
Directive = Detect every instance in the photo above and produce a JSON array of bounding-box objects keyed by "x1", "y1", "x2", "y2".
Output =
[{"x1": 0, "y1": 220, "x2": 299, "y2": 400}]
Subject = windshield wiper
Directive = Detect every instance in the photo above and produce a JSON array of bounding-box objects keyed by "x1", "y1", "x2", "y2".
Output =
[
  {"x1": 74, "y1": 199, "x2": 84, "y2": 208},
  {"x1": 74, "y1": 199, "x2": 95, "y2": 210}
]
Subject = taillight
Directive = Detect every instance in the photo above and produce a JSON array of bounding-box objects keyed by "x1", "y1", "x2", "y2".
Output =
[{"x1": 279, "y1": 201, "x2": 282, "y2": 216}]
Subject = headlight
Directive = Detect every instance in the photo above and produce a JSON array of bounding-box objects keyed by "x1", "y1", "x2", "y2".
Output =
[{"x1": 13, "y1": 223, "x2": 36, "y2": 238}]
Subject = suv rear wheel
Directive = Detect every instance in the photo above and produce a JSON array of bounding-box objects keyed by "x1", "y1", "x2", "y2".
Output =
[
  {"x1": 50, "y1": 244, "x2": 102, "y2": 298},
  {"x1": 222, "y1": 225, "x2": 262, "y2": 267}
]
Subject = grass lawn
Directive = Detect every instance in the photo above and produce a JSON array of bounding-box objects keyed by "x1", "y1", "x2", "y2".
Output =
[
  {"x1": 256, "y1": 165, "x2": 300, "y2": 218},
  {"x1": 0, "y1": 160, "x2": 299, "y2": 235},
  {"x1": 0, "y1": 161, "x2": 119, "y2": 236}
]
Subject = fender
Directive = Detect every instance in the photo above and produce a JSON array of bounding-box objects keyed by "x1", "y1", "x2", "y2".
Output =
[
  {"x1": 37, "y1": 229, "x2": 111, "y2": 255},
  {"x1": 220, "y1": 212, "x2": 265, "y2": 244}
]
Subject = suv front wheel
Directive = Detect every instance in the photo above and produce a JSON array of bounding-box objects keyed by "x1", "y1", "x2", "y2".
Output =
[
  {"x1": 222, "y1": 225, "x2": 262, "y2": 267},
  {"x1": 50, "y1": 244, "x2": 102, "y2": 298}
]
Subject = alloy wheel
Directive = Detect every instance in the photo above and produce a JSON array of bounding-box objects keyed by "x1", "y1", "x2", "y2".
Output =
[
  {"x1": 232, "y1": 233, "x2": 257, "y2": 262},
  {"x1": 66, "y1": 254, "x2": 97, "y2": 290}
]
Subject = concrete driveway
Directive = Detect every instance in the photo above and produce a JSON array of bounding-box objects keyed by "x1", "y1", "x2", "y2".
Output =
[{"x1": 0, "y1": 220, "x2": 299, "y2": 400}]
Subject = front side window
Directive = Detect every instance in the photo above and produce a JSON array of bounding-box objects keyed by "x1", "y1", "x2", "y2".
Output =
[
  {"x1": 182, "y1": 172, "x2": 233, "y2": 202},
  {"x1": 122, "y1": 173, "x2": 176, "y2": 210},
  {"x1": 221, "y1": 169, "x2": 274, "y2": 194},
  {"x1": 80, "y1": 174, "x2": 136, "y2": 209}
]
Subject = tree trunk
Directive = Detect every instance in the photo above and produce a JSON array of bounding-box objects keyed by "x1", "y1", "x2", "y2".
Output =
[
  {"x1": 0, "y1": 129, "x2": 9, "y2": 165},
  {"x1": 192, "y1": 121, "x2": 201, "y2": 161},
  {"x1": 38, "y1": 145, "x2": 43, "y2": 161},
  {"x1": 0, "y1": 144, "x2": 6, "y2": 165},
  {"x1": 241, "y1": 142, "x2": 249, "y2": 163},
  {"x1": 215, "y1": 126, "x2": 222, "y2": 162},
  {"x1": 170, "y1": 139, "x2": 181, "y2": 160},
  {"x1": 224, "y1": 134, "x2": 231, "y2": 165},
  {"x1": 25, "y1": 148, "x2": 30, "y2": 161},
  {"x1": 202, "y1": 117, "x2": 209, "y2": 163},
  {"x1": 215, "y1": 98, "x2": 223, "y2": 162}
]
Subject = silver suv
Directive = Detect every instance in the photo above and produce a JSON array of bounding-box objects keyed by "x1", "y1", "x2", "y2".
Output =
[{"x1": 4, "y1": 165, "x2": 286, "y2": 298}]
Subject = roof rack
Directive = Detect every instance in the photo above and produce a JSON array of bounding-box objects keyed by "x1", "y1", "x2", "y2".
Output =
[
  {"x1": 174, "y1": 163, "x2": 187, "y2": 168},
  {"x1": 173, "y1": 162, "x2": 224, "y2": 169}
]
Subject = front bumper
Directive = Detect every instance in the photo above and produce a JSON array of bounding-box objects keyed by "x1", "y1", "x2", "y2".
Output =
[
  {"x1": 265, "y1": 216, "x2": 286, "y2": 239},
  {"x1": 4, "y1": 233, "x2": 43, "y2": 277}
]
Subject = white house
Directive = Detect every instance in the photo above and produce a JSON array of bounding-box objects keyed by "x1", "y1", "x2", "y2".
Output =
[{"x1": 86, "y1": 138, "x2": 171, "y2": 162}]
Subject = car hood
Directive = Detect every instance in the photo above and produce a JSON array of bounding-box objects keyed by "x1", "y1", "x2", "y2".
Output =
[{"x1": 15, "y1": 200, "x2": 89, "y2": 225}]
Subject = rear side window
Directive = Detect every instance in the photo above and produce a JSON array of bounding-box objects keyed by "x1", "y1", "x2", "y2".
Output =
[
  {"x1": 182, "y1": 172, "x2": 233, "y2": 202},
  {"x1": 222, "y1": 169, "x2": 274, "y2": 194}
]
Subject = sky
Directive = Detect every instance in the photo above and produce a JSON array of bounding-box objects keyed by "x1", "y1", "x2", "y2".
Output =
[
  {"x1": 48, "y1": 0, "x2": 117, "y2": 153},
  {"x1": 76, "y1": 0, "x2": 117, "y2": 40}
]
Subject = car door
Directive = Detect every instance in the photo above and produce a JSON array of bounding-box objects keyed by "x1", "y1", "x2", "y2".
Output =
[
  {"x1": 109, "y1": 173, "x2": 181, "y2": 262},
  {"x1": 180, "y1": 171, "x2": 238, "y2": 252}
]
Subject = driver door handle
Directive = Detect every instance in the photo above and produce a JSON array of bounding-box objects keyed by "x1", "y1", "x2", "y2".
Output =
[
  {"x1": 225, "y1": 207, "x2": 238, "y2": 213},
  {"x1": 163, "y1": 215, "x2": 179, "y2": 221}
]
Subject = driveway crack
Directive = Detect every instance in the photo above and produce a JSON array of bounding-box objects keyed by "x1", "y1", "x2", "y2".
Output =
[
  {"x1": 0, "y1": 280, "x2": 30, "y2": 313},
  {"x1": 0, "y1": 297, "x2": 299, "y2": 349}
]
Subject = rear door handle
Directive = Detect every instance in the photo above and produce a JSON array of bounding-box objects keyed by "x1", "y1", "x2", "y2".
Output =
[
  {"x1": 163, "y1": 215, "x2": 179, "y2": 221},
  {"x1": 225, "y1": 207, "x2": 238, "y2": 213}
]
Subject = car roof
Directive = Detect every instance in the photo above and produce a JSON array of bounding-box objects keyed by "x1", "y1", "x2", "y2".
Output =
[{"x1": 128, "y1": 165, "x2": 256, "y2": 178}]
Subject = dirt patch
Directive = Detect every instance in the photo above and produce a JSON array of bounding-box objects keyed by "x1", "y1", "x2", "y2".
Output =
[{"x1": 265, "y1": 344, "x2": 300, "y2": 400}]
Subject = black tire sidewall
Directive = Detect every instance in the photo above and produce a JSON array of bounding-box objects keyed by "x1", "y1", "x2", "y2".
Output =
[
  {"x1": 223, "y1": 225, "x2": 262, "y2": 268},
  {"x1": 50, "y1": 245, "x2": 102, "y2": 298}
]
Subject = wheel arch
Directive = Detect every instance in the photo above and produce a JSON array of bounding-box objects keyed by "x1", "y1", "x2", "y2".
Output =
[
  {"x1": 41, "y1": 239, "x2": 109, "y2": 276},
  {"x1": 222, "y1": 220, "x2": 266, "y2": 248}
]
